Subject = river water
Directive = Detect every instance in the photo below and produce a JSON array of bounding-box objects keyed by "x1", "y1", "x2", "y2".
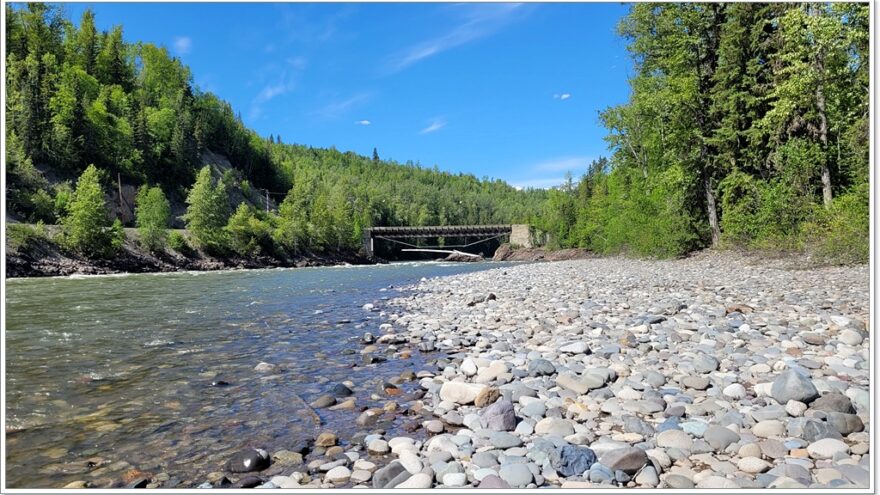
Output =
[{"x1": 5, "y1": 261, "x2": 507, "y2": 488}]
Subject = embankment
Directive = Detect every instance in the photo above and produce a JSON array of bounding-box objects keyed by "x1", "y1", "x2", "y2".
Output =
[{"x1": 5, "y1": 226, "x2": 373, "y2": 278}]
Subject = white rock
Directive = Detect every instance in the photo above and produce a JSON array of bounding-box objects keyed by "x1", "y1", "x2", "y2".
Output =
[
  {"x1": 439, "y1": 381, "x2": 487, "y2": 404},
  {"x1": 350, "y1": 469, "x2": 372, "y2": 483},
  {"x1": 752, "y1": 420, "x2": 785, "y2": 438},
  {"x1": 559, "y1": 341, "x2": 589, "y2": 354},
  {"x1": 616, "y1": 386, "x2": 642, "y2": 400},
  {"x1": 807, "y1": 438, "x2": 850, "y2": 459},
  {"x1": 461, "y1": 358, "x2": 478, "y2": 376},
  {"x1": 839, "y1": 329, "x2": 864, "y2": 346},
  {"x1": 737, "y1": 457, "x2": 771, "y2": 473},
  {"x1": 397, "y1": 473, "x2": 432, "y2": 489},
  {"x1": 398, "y1": 451, "x2": 423, "y2": 474},
  {"x1": 443, "y1": 472, "x2": 468, "y2": 487},
  {"x1": 324, "y1": 466, "x2": 351, "y2": 484},
  {"x1": 785, "y1": 400, "x2": 807, "y2": 417},
  {"x1": 723, "y1": 383, "x2": 747, "y2": 399}
]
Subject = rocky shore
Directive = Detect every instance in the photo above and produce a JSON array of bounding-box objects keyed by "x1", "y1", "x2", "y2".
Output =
[
  {"x1": 220, "y1": 251, "x2": 869, "y2": 490},
  {"x1": 53, "y1": 251, "x2": 870, "y2": 489},
  {"x1": 5, "y1": 228, "x2": 374, "y2": 278}
]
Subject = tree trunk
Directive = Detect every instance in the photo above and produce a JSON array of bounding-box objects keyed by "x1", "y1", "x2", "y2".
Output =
[
  {"x1": 703, "y1": 173, "x2": 721, "y2": 248},
  {"x1": 811, "y1": 4, "x2": 833, "y2": 208},
  {"x1": 816, "y1": 84, "x2": 832, "y2": 208}
]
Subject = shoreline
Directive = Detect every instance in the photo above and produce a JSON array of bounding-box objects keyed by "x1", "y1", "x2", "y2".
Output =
[
  {"x1": 355, "y1": 251, "x2": 870, "y2": 489},
  {"x1": 4, "y1": 229, "x2": 377, "y2": 278}
]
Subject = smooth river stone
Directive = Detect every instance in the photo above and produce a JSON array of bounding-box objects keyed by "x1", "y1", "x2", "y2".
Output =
[
  {"x1": 770, "y1": 369, "x2": 819, "y2": 404},
  {"x1": 556, "y1": 372, "x2": 605, "y2": 394},
  {"x1": 440, "y1": 382, "x2": 487, "y2": 405}
]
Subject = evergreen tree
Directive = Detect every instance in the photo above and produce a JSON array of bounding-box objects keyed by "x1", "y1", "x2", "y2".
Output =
[{"x1": 62, "y1": 164, "x2": 123, "y2": 256}]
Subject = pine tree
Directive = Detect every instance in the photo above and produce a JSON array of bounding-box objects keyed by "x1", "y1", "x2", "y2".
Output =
[{"x1": 62, "y1": 164, "x2": 123, "y2": 256}]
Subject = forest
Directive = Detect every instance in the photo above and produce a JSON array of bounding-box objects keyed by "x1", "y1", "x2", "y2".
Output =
[
  {"x1": 5, "y1": 4, "x2": 546, "y2": 258},
  {"x1": 537, "y1": 3, "x2": 869, "y2": 263},
  {"x1": 5, "y1": 3, "x2": 870, "y2": 263}
]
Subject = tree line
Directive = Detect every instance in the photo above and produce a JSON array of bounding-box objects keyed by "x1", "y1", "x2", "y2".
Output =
[
  {"x1": 6, "y1": 5, "x2": 546, "y2": 258},
  {"x1": 538, "y1": 3, "x2": 869, "y2": 263}
]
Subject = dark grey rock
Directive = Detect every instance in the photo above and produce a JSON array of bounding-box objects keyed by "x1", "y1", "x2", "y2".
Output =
[
  {"x1": 373, "y1": 461, "x2": 409, "y2": 489},
  {"x1": 623, "y1": 415, "x2": 655, "y2": 436},
  {"x1": 480, "y1": 399, "x2": 517, "y2": 431},
  {"x1": 589, "y1": 463, "x2": 613, "y2": 483},
  {"x1": 225, "y1": 448, "x2": 270, "y2": 473},
  {"x1": 824, "y1": 412, "x2": 864, "y2": 435},
  {"x1": 598, "y1": 447, "x2": 648, "y2": 474},
  {"x1": 310, "y1": 394, "x2": 336, "y2": 408},
  {"x1": 811, "y1": 393, "x2": 855, "y2": 414},
  {"x1": 527, "y1": 358, "x2": 556, "y2": 377},
  {"x1": 770, "y1": 369, "x2": 819, "y2": 404},
  {"x1": 550, "y1": 445, "x2": 597, "y2": 477}
]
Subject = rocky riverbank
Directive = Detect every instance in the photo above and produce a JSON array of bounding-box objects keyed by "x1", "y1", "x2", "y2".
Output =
[
  {"x1": 5, "y1": 227, "x2": 374, "y2": 278},
  {"x1": 55, "y1": 251, "x2": 869, "y2": 489},
  {"x1": 248, "y1": 250, "x2": 867, "y2": 490}
]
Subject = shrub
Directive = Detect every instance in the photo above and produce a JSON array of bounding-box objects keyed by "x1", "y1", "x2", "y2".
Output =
[
  {"x1": 7, "y1": 221, "x2": 49, "y2": 251},
  {"x1": 167, "y1": 230, "x2": 190, "y2": 253},
  {"x1": 802, "y1": 183, "x2": 869, "y2": 264},
  {"x1": 226, "y1": 202, "x2": 272, "y2": 256},
  {"x1": 61, "y1": 164, "x2": 124, "y2": 257},
  {"x1": 29, "y1": 189, "x2": 56, "y2": 223},
  {"x1": 54, "y1": 182, "x2": 74, "y2": 219},
  {"x1": 135, "y1": 185, "x2": 171, "y2": 251}
]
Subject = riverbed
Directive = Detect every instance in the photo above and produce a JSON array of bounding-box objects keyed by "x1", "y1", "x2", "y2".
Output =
[{"x1": 5, "y1": 261, "x2": 509, "y2": 488}]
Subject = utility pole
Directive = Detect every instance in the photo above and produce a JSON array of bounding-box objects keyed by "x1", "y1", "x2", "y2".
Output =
[{"x1": 265, "y1": 189, "x2": 270, "y2": 213}]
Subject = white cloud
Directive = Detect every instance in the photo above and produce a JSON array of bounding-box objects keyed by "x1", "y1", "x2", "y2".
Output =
[
  {"x1": 312, "y1": 92, "x2": 373, "y2": 119},
  {"x1": 553, "y1": 92, "x2": 572, "y2": 100},
  {"x1": 247, "y1": 58, "x2": 308, "y2": 121},
  {"x1": 355, "y1": 120, "x2": 372, "y2": 126},
  {"x1": 173, "y1": 36, "x2": 192, "y2": 55},
  {"x1": 420, "y1": 118, "x2": 447, "y2": 134},
  {"x1": 256, "y1": 83, "x2": 292, "y2": 103},
  {"x1": 532, "y1": 156, "x2": 590, "y2": 173},
  {"x1": 386, "y1": 3, "x2": 531, "y2": 72}
]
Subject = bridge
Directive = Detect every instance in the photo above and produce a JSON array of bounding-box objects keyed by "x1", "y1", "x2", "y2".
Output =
[{"x1": 363, "y1": 224, "x2": 534, "y2": 259}]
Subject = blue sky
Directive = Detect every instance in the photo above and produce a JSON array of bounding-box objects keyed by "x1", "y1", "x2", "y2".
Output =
[{"x1": 63, "y1": 2, "x2": 633, "y2": 189}]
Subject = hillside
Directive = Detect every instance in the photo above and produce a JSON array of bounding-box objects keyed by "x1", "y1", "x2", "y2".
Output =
[{"x1": 5, "y1": 5, "x2": 547, "y2": 256}]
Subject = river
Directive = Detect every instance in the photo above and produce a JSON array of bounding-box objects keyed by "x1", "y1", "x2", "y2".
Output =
[{"x1": 4, "y1": 261, "x2": 508, "y2": 488}]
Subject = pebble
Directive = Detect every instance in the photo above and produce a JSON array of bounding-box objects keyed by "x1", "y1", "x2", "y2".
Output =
[
  {"x1": 324, "y1": 466, "x2": 351, "y2": 484},
  {"x1": 807, "y1": 438, "x2": 850, "y2": 459},
  {"x1": 358, "y1": 254, "x2": 870, "y2": 490},
  {"x1": 498, "y1": 463, "x2": 533, "y2": 487}
]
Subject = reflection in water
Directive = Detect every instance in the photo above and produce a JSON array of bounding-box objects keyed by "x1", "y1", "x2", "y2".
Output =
[{"x1": 5, "y1": 262, "x2": 506, "y2": 487}]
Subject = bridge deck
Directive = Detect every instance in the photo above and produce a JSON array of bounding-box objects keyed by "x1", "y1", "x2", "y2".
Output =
[{"x1": 365, "y1": 224, "x2": 511, "y2": 238}]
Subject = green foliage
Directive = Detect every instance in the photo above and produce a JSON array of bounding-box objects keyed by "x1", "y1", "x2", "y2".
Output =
[
  {"x1": 135, "y1": 184, "x2": 171, "y2": 251},
  {"x1": 61, "y1": 164, "x2": 123, "y2": 257},
  {"x1": 541, "y1": 3, "x2": 868, "y2": 262},
  {"x1": 53, "y1": 182, "x2": 74, "y2": 219},
  {"x1": 29, "y1": 189, "x2": 56, "y2": 223},
  {"x1": 167, "y1": 230, "x2": 190, "y2": 253},
  {"x1": 226, "y1": 203, "x2": 272, "y2": 256},
  {"x1": 7, "y1": 221, "x2": 49, "y2": 251},
  {"x1": 183, "y1": 166, "x2": 229, "y2": 252},
  {"x1": 802, "y1": 183, "x2": 869, "y2": 264}
]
